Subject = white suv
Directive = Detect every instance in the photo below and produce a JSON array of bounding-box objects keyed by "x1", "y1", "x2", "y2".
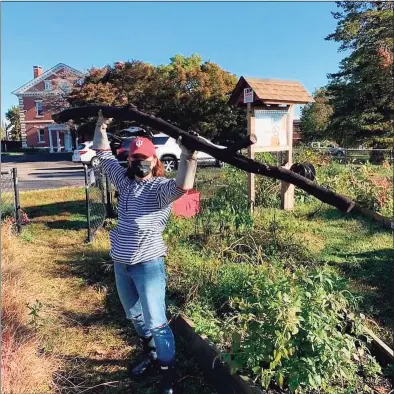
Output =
[
  {"x1": 153, "y1": 133, "x2": 223, "y2": 172},
  {"x1": 72, "y1": 141, "x2": 100, "y2": 166}
]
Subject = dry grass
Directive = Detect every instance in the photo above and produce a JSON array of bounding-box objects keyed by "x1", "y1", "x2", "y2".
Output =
[{"x1": 1, "y1": 219, "x2": 58, "y2": 394}]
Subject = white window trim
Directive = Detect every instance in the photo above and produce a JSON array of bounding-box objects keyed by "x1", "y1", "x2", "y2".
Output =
[
  {"x1": 44, "y1": 80, "x2": 52, "y2": 91},
  {"x1": 35, "y1": 100, "x2": 44, "y2": 117},
  {"x1": 37, "y1": 128, "x2": 45, "y2": 144}
]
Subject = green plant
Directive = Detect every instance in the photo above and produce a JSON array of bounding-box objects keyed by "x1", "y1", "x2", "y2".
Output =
[
  {"x1": 27, "y1": 300, "x2": 43, "y2": 330},
  {"x1": 214, "y1": 265, "x2": 380, "y2": 393},
  {"x1": 21, "y1": 229, "x2": 34, "y2": 243},
  {"x1": 175, "y1": 251, "x2": 381, "y2": 393},
  {"x1": 196, "y1": 166, "x2": 253, "y2": 235}
]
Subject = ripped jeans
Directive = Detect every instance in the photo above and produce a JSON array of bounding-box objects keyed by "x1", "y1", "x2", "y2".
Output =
[{"x1": 114, "y1": 257, "x2": 175, "y2": 366}]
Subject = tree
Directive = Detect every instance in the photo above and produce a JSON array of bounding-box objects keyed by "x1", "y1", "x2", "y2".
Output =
[
  {"x1": 5, "y1": 106, "x2": 21, "y2": 141},
  {"x1": 145, "y1": 54, "x2": 246, "y2": 141},
  {"x1": 67, "y1": 55, "x2": 246, "y2": 142},
  {"x1": 300, "y1": 88, "x2": 333, "y2": 142},
  {"x1": 325, "y1": 1, "x2": 394, "y2": 150}
]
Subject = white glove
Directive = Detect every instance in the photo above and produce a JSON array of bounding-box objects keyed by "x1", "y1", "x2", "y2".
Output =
[
  {"x1": 177, "y1": 135, "x2": 198, "y2": 160},
  {"x1": 92, "y1": 110, "x2": 113, "y2": 151},
  {"x1": 175, "y1": 135, "x2": 198, "y2": 191}
]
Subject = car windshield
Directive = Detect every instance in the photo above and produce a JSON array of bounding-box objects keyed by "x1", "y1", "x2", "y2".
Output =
[
  {"x1": 121, "y1": 138, "x2": 135, "y2": 149},
  {"x1": 77, "y1": 143, "x2": 87, "y2": 150},
  {"x1": 152, "y1": 136, "x2": 169, "y2": 145}
]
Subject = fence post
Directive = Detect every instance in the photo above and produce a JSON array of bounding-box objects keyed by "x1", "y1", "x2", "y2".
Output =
[
  {"x1": 84, "y1": 165, "x2": 92, "y2": 243},
  {"x1": 105, "y1": 175, "x2": 115, "y2": 218},
  {"x1": 12, "y1": 168, "x2": 22, "y2": 233}
]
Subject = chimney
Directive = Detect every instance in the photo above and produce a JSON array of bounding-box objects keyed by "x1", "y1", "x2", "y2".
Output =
[{"x1": 33, "y1": 65, "x2": 43, "y2": 79}]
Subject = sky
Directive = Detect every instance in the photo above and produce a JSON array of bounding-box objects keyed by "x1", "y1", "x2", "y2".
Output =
[{"x1": 1, "y1": 1, "x2": 345, "y2": 122}]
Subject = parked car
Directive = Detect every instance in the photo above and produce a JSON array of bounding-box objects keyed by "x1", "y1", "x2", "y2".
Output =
[
  {"x1": 309, "y1": 141, "x2": 345, "y2": 157},
  {"x1": 326, "y1": 144, "x2": 345, "y2": 156},
  {"x1": 72, "y1": 141, "x2": 99, "y2": 166},
  {"x1": 115, "y1": 137, "x2": 136, "y2": 163},
  {"x1": 116, "y1": 133, "x2": 225, "y2": 172},
  {"x1": 108, "y1": 127, "x2": 152, "y2": 155}
]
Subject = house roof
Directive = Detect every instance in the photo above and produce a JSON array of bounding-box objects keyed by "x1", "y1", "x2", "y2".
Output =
[
  {"x1": 229, "y1": 76, "x2": 314, "y2": 105},
  {"x1": 12, "y1": 63, "x2": 84, "y2": 95}
]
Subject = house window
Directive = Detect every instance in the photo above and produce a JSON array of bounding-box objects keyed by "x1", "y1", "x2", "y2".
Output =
[
  {"x1": 37, "y1": 128, "x2": 45, "y2": 143},
  {"x1": 59, "y1": 81, "x2": 71, "y2": 94},
  {"x1": 44, "y1": 80, "x2": 52, "y2": 91},
  {"x1": 35, "y1": 100, "x2": 43, "y2": 116}
]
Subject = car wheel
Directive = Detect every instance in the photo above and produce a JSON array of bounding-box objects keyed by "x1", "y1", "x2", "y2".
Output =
[
  {"x1": 91, "y1": 157, "x2": 100, "y2": 168},
  {"x1": 216, "y1": 160, "x2": 225, "y2": 168},
  {"x1": 161, "y1": 156, "x2": 177, "y2": 173}
]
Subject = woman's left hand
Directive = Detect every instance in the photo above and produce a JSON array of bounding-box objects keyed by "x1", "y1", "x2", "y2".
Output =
[{"x1": 177, "y1": 132, "x2": 198, "y2": 160}]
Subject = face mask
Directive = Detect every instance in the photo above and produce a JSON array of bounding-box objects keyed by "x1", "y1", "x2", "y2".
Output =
[{"x1": 130, "y1": 160, "x2": 152, "y2": 178}]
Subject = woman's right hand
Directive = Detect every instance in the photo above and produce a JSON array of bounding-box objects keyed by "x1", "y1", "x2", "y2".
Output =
[
  {"x1": 96, "y1": 109, "x2": 113, "y2": 129},
  {"x1": 92, "y1": 110, "x2": 112, "y2": 150}
]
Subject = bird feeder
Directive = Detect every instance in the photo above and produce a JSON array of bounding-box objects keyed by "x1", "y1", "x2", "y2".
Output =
[{"x1": 229, "y1": 77, "x2": 314, "y2": 211}]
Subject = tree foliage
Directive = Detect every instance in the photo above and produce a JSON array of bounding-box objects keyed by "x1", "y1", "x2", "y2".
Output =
[
  {"x1": 68, "y1": 54, "x2": 246, "y2": 142},
  {"x1": 5, "y1": 106, "x2": 21, "y2": 141},
  {"x1": 325, "y1": 1, "x2": 394, "y2": 148},
  {"x1": 300, "y1": 89, "x2": 333, "y2": 142}
]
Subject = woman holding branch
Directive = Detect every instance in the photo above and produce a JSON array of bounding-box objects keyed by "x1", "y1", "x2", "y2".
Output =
[{"x1": 92, "y1": 110, "x2": 197, "y2": 394}]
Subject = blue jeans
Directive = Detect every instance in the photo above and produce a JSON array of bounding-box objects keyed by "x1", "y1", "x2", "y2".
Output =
[{"x1": 114, "y1": 257, "x2": 175, "y2": 366}]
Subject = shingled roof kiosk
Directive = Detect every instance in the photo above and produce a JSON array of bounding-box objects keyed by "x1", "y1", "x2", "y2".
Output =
[{"x1": 229, "y1": 77, "x2": 314, "y2": 211}]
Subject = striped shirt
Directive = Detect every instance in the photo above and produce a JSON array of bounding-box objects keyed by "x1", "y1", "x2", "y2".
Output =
[{"x1": 96, "y1": 151, "x2": 185, "y2": 265}]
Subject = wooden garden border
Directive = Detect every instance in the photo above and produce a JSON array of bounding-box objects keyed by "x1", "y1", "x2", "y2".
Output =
[{"x1": 170, "y1": 313, "x2": 265, "y2": 394}]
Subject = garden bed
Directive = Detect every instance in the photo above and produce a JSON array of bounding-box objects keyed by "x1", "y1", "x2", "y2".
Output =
[
  {"x1": 164, "y1": 158, "x2": 393, "y2": 393},
  {"x1": 170, "y1": 311, "x2": 394, "y2": 394}
]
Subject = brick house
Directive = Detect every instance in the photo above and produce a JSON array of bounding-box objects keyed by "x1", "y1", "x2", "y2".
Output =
[
  {"x1": 12, "y1": 63, "x2": 84, "y2": 152},
  {"x1": 293, "y1": 119, "x2": 302, "y2": 143}
]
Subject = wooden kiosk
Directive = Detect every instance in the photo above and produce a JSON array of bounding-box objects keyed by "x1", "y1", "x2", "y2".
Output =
[{"x1": 229, "y1": 77, "x2": 314, "y2": 211}]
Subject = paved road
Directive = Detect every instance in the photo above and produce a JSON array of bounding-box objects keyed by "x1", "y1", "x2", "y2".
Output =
[{"x1": 1, "y1": 158, "x2": 85, "y2": 191}]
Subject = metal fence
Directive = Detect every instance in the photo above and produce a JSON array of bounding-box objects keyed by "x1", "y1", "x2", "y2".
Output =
[
  {"x1": 306, "y1": 148, "x2": 393, "y2": 164},
  {"x1": 83, "y1": 164, "x2": 117, "y2": 242},
  {"x1": 1, "y1": 168, "x2": 22, "y2": 233}
]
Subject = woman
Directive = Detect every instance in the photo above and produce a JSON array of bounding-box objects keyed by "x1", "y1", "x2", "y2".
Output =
[{"x1": 92, "y1": 111, "x2": 197, "y2": 394}]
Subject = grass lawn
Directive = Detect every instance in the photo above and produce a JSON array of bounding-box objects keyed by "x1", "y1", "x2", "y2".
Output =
[
  {"x1": 8, "y1": 159, "x2": 392, "y2": 393},
  {"x1": 16, "y1": 187, "x2": 217, "y2": 394}
]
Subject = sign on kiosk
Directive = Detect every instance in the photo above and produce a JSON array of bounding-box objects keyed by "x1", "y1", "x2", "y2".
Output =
[
  {"x1": 243, "y1": 88, "x2": 254, "y2": 104},
  {"x1": 254, "y1": 110, "x2": 289, "y2": 149}
]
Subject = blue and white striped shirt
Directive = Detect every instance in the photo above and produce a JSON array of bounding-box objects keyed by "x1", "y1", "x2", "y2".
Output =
[{"x1": 96, "y1": 151, "x2": 185, "y2": 265}]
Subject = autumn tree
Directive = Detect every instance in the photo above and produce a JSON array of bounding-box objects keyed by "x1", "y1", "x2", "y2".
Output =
[
  {"x1": 5, "y1": 106, "x2": 21, "y2": 141},
  {"x1": 67, "y1": 55, "x2": 246, "y2": 142},
  {"x1": 300, "y1": 88, "x2": 334, "y2": 142},
  {"x1": 325, "y1": 1, "x2": 393, "y2": 152}
]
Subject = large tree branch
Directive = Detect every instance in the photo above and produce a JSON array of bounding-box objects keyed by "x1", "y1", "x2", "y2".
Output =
[{"x1": 53, "y1": 105, "x2": 392, "y2": 225}]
